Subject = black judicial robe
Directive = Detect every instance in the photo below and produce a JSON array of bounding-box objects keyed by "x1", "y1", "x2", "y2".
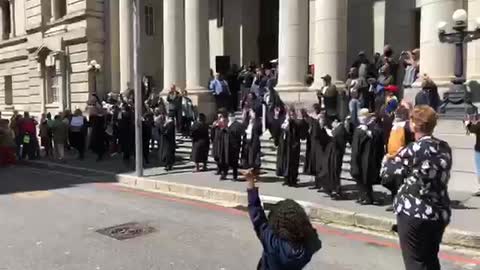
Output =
[
  {"x1": 350, "y1": 122, "x2": 384, "y2": 186},
  {"x1": 89, "y1": 115, "x2": 107, "y2": 156},
  {"x1": 212, "y1": 122, "x2": 244, "y2": 167},
  {"x1": 159, "y1": 120, "x2": 176, "y2": 166},
  {"x1": 268, "y1": 115, "x2": 285, "y2": 147},
  {"x1": 304, "y1": 118, "x2": 330, "y2": 176},
  {"x1": 241, "y1": 119, "x2": 263, "y2": 169},
  {"x1": 227, "y1": 121, "x2": 245, "y2": 166},
  {"x1": 276, "y1": 119, "x2": 309, "y2": 184},
  {"x1": 118, "y1": 111, "x2": 134, "y2": 155},
  {"x1": 190, "y1": 121, "x2": 210, "y2": 163},
  {"x1": 318, "y1": 124, "x2": 349, "y2": 193}
]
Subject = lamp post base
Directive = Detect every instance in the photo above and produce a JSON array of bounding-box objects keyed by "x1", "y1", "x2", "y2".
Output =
[{"x1": 438, "y1": 79, "x2": 478, "y2": 115}]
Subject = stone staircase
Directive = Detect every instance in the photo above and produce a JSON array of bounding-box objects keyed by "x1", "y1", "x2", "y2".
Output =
[{"x1": 174, "y1": 110, "x2": 355, "y2": 181}]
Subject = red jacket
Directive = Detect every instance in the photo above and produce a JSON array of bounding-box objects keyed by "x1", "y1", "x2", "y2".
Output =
[{"x1": 19, "y1": 118, "x2": 37, "y2": 135}]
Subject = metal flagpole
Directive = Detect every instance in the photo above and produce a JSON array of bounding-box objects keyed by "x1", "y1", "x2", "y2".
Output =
[{"x1": 133, "y1": 0, "x2": 143, "y2": 177}]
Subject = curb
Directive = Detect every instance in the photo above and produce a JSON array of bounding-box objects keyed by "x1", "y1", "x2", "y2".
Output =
[
  {"x1": 20, "y1": 160, "x2": 480, "y2": 250},
  {"x1": 116, "y1": 174, "x2": 480, "y2": 251}
]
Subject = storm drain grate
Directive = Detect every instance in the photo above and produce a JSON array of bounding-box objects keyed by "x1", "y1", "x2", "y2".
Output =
[{"x1": 96, "y1": 222, "x2": 156, "y2": 240}]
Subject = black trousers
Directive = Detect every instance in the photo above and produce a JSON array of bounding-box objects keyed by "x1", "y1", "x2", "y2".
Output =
[
  {"x1": 357, "y1": 182, "x2": 374, "y2": 201},
  {"x1": 219, "y1": 163, "x2": 238, "y2": 180},
  {"x1": 397, "y1": 213, "x2": 446, "y2": 270},
  {"x1": 215, "y1": 95, "x2": 229, "y2": 111}
]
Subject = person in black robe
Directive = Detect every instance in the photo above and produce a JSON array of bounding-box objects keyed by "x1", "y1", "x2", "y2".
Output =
[
  {"x1": 159, "y1": 112, "x2": 176, "y2": 171},
  {"x1": 242, "y1": 92, "x2": 263, "y2": 119},
  {"x1": 142, "y1": 113, "x2": 153, "y2": 164},
  {"x1": 241, "y1": 109, "x2": 263, "y2": 173},
  {"x1": 223, "y1": 114, "x2": 244, "y2": 180},
  {"x1": 89, "y1": 108, "x2": 107, "y2": 161},
  {"x1": 350, "y1": 109, "x2": 385, "y2": 205},
  {"x1": 268, "y1": 106, "x2": 285, "y2": 147},
  {"x1": 190, "y1": 113, "x2": 210, "y2": 172},
  {"x1": 318, "y1": 119, "x2": 351, "y2": 199},
  {"x1": 211, "y1": 111, "x2": 228, "y2": 175},
  {"x1": 264, "y1": 86, "x2": 284, "y2": 139},
  {"x1": 118, "y1": 105, "x2": 135, "y2": 164},
  {"x1": 311, "y1": 110, "x2": 334, "y2": 190},
  {"x1": 303, "y1": 104, "x2": 322, "y2": 176},
  {"x1": 276, "y1": 107, "x2": 309, "y2": 187}
]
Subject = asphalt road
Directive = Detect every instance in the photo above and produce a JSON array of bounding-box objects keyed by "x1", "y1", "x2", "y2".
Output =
[{"x1": 0, "y1": 167, "x2": 479, "y2": 270}]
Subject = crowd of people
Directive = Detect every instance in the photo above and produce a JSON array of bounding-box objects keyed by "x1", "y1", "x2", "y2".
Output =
[{"x1": 0, "y1": 44, "x2": 460, "y2": 270}]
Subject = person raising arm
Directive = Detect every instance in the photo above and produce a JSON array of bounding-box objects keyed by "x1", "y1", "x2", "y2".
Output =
[{"x1": 242, "y1": 169, "x2": 322, "y2": 270}]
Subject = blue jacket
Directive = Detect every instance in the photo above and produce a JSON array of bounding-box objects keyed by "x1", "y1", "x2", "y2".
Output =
[{"x1": 248, "y1": 188, "x2": 322, "y2": 270}]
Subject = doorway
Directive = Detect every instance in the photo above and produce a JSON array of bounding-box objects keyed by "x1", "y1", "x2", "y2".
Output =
[{"x1": 258, "y1": 0, "x2": 278, "y2": 66}]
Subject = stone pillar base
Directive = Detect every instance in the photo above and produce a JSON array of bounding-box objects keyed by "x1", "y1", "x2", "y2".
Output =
[
  {"x1": 186, "y1": 88, "x2": 216, "y2": 123},
  {"x1": 403, "y1": 81, "x2": 453, "y2": 106},
  {"x1": 275, "y1": 85, "x2": 317, "y2": 108}
]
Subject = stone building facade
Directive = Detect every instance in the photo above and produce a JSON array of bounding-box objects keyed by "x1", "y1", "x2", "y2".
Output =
[{"x1": 0, "y1": 0, "x2": 479, "y2": 118}]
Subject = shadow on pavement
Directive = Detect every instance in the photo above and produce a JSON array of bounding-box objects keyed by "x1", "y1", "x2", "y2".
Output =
[{"x1": 0, "y1": 164, "x2": 117, "y2": 195}]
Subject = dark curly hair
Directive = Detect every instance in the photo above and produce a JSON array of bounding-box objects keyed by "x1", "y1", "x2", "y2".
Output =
[{"x1": 268, "y1": 199, "x2": 317, "y2": 247}]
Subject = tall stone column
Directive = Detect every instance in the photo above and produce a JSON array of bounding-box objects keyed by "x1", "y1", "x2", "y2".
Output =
[
  {"x1": 312, "y1": 0, "x2": 347, "y2": 87},
  {"x1": 119, "y1": 0, "x2": 133, "y2": 91},
  {"x1": 419, "y1": 0, "x2": 459, "y2": 83},
  {"x1": 467, "y1": 0, "x2": 480, "y2": 81},
  {"x1": 185, "y1": 0, "x2": 209, "y2": 91},
  {"x1": 8, "y1": 0, "x2": 14, "y2": 38},
  {"x1": 184, "y1": 0, "x2": 215, "y2": 119},
  {"x1": 163, "y1": 0, "x2": 186, "y2": 90},
  {"x1": 276, "y1": 0, "x2": 309, "y2": 93}
]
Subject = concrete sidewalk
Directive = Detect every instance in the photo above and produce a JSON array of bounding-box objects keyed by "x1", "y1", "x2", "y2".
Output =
[{"x1": 22, "y1": 152, "x2": 480, "y2": 250}]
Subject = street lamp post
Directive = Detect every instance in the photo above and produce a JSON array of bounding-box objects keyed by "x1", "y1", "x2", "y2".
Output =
[
  {"x1": 438, "y1": 9, "x2": 480, "y2": 114},
  {"x1": 87, "y1": 60, "x2": 102, "y2": 105},
  {"x1": 133, "y1": 0, "x2": 144, "y2": 177}
]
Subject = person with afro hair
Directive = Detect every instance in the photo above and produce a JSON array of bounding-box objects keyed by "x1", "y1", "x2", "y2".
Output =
[{"x1": 242, "y1": 169, "x2": 322, "y2": 270}]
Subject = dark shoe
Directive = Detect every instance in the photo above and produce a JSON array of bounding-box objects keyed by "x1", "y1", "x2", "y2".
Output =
[
  {"x1": 331, "y1": 192, "x2": 344, "y2": 201},
  {"x1": 385, "y1": 205, "x2": 394, "y2": 212},
  {"x1": 473, "y1": 190, "x2": 480, "y2": 197},
  {"x1": 360, "y1": 199, "x2": 374, "y2": 205},
  {"x1": 220, "y1": 175, "x2": 227, "y2": 181}
]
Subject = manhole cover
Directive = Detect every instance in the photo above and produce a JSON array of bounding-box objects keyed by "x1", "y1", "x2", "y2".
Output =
[{"x1": 96, "y1": 222, "x2": 156, "y2": 240}]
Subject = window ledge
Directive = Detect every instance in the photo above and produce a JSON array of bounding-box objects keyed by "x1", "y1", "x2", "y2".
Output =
[
  {"x1": 45, "y1": 103, "x2": 60, "y2": 109},
  {"x1": 0, "y1": 36, "x2": 27, "y2": 49}
]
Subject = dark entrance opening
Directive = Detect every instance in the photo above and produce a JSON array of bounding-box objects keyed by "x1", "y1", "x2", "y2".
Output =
[
  {"x1": 258, "y1": 0, "x2": 279, "y2": 66},
  {"x1": 415, "y1": 8, "x2": 421, "y2": 48}
]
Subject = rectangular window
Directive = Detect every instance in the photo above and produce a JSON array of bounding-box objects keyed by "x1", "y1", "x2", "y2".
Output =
[
  {"x1": 46, "y1": 66, "x2": 58, "y2": 104},
  {"x1": 145, "y1": 6, "x2": 155, "y2": 36},
  {"x1": 4, "y1": 76, "x2": 12, "y2": 105}
]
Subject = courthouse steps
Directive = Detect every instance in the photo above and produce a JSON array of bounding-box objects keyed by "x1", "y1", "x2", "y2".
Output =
[
  {"x1": 174, "y1": 114, "x2": 477, "y2": 188},
  {"x1": 174, "y1": 134, "x2": 355, "y2": 181}
]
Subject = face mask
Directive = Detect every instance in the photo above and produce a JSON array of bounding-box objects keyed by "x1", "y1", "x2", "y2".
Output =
[{"x1": 229, "y1": 117, "x2": 236, "y2": 123}]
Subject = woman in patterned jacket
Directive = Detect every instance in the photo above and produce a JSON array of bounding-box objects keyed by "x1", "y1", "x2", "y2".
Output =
[{"x1": 381, "y1": 105, "x2": 452, "y2": 270}]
